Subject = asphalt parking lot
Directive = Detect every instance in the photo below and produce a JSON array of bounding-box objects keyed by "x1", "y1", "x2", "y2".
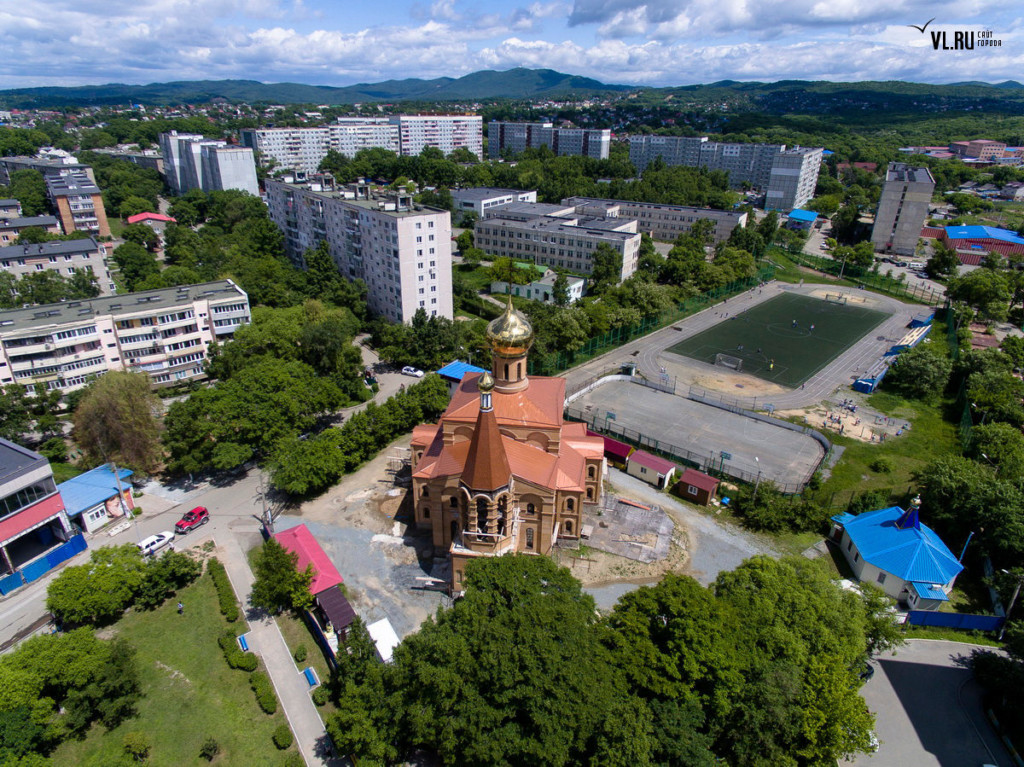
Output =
[{"x1": 845, "y1": 639, "x2": 1013, "y2": 767}]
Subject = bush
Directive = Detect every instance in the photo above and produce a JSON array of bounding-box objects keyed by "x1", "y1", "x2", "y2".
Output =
[
  {"x1": 199, "y1": 737, "x2": 220, "y2": 761},
  {"x1": 312, "y1": 685, "x2": 330, "y2": 707},
  {"x1": 293, "y1": 645, "x2": 307, "y2": 663},
  {"x1": 272, "y1": 724, "x2": 294, "y2": 750},
  {"x1": 250, "y1": 671, "x2": 278, "y2": 714},
  {"x1": 282, "y1": 753, "x2": 304, "y2": 767},
  {"x1": 218, "y1": 632, "x2": 259, "y2": 672},
  {"x1": 869, "y1": 457, "x2": 893, "y2": 473},
  {"x1": 208, "y1": 558, "x2": 240, "y2": 622},
  {"x1": 122, "y1": 731, "x2": 150, "y2": 761}
]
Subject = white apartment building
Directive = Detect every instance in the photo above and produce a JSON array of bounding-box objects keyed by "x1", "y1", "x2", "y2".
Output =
[
  {"x1": 159, "y1": 132, "x2": 259, "y2": 196},
  {"x1": 628, "y1": 136, "x2": 823, "y2": 210},
  {"x1": 451, "y1": 188, "x2": 538, "y2": 217},
  {"x1": 488, "y1": 122, "x2": 610, "y2": 160},
  {"x1": 0, "y1": 238, "x2": 113, "y2": 295},
  {"x1": 474, "y1": 214, "x2": 640, "y2": 283},
  {"x1": 871, "y1": 163, "x2": 936, "y2": 257},
  {"x1": 265, "y1": 178, "x2": 453, "y2": 323},
  {"x1": 390, "y1": 115, "x2": 482, "y2": 159},
  {"x1": 0, "y1": 280, "x2": 250, "y2": 395},
  {"x1": 561, "y1": 197, "x2": 746, "y2": 245}
]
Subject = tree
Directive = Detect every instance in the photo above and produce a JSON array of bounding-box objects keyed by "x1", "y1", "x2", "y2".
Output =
[
  {"x1": 249, "y1": 539, "x2": 313, "y2": 614},
  {"x1": 926, "y1": 241, "x2": 960, "y2": 279},
  {"x1": 14, "y1": 226, "x2": 49, "y2": 245},
  {"x1": 455, "y1": 230, "x2": 473, "y2": 253},
  {"x1": 0, "y1": 385, "x2": 32, "y2": 442},
  {"x1": 7, "y1": 170, "x2": 47, "y2": 216},
  {"x1": 120, "y1": 223, "x2": 159, "y2": 251},
  {"x1": 590, "y1": 242, "x2": 624, "y2": 294},
  {"x1": 552, "y1": 271, "x2": 570, "y2": 306},
  {"x1": 72, "y1": 370, "x2": 163, "y2": 473},
  {"x1": 46, "y1": 546, "x2": 149, "y2": 625},
  {"x1": 967, "y1": 369, "x2": 1024, "y2": 426},
  {"x1": 948, "y1": 269, "x2": 1011, "y2": 322},
  {"x1": 111, "y1": 242, "x2": 160, "y2": 292},
  {"x1": 884, "y1": 345, "x2": 952, "y2": 400},
  {"x1": 118, "y1": 196, "x2": 154, "y2": 220}
]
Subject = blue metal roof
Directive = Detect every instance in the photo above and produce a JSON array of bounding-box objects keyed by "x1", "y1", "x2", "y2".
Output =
[
  {"x1": 832, "y1": 506, "x2": 963, "y2": 585},
  {"x1": 944, "y1": 225, "x2": 1024, "y2": 246},
  {"x1": 788, "y1": 209, "x2": 818, "y2": 222},
  {"x1": 58, "y1": 463, "x2": 134, "y2": 517},
  {"x1": 910, "y1": 581, "x2": 949, "y2": 602},
  {"x1": 435, "y1": 360, "x2": 488, "y2": 382}
]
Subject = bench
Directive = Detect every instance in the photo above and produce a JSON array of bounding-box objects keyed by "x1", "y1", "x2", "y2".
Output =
[
  {"x1": 303, "y1": 667, "x2": 319, "y2": 688},
  {"x1": 237, "y1": 633, "x2": 249, "y2": 652}
]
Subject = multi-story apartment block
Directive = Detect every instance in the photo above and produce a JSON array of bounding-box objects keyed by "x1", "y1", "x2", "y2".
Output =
[
  {"x1": 0, "y1": 280, "x2": 250, "y2": 395},
  {"x1": 0, "y1": 215, "x2": 61, "y2": 245},
  {"x1": 45, "y1": 172, "x2": 111, "y2": 238},
  {"x1": 452, "y1": 188, "x2": 538, "y2": 217},
  {"x1": 628, "y1": 136, "x2": 823, "y2": 210},
  {"x1": 0, "y1": 156, "x2": 96, "y2": 186},
  {"x1": 159, "y1": 132, "x2": 259, "y2": 196},
  {"x1": 871, "y1": 163, "x2": 936, "y2": 257},
  {"x1": 561, "y1": 197, "x2": 746, "y2": 245},
  {"x1": 0, "y1": 238, "x2": 112, "y2": 294},
  {"x1": 0, "y1": 199, "x2": 22, "y2": 219},
  {"x1": 474, "y1": 213, "x2": 640, "y2": 283},
  {"x1": 488, "y1": 122, "x2": 611, "y2": 160},
  {"x1": 390, "y1": 115, "x2": 482, "y2": 159},
  {"x1": 265, "y1": 177, "x2": 453, "y2": 323}
]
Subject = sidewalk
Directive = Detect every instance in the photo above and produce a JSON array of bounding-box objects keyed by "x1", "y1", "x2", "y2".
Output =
[{"x1": 218, "y1": 534, "x2": 341, "y2": 767}]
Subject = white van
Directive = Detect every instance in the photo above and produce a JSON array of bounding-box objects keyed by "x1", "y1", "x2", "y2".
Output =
[
  {"x1": 137, "y1": 531, "x2": 175, "y2": 557},
  {"x1": 908, "y1": 261, "x2": 924, "y2": 270}
]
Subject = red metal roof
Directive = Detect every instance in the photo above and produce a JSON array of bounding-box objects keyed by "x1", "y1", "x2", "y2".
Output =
[
  {"x1": 678, "y1": 468, "x2": 720, "y2": 493},
  {"x1": 0, "y1": 493, "x2": 66, "y2": 547},
  {"x1": 627, "y1": 450, "x2": 676, "y2": 475},
  {"x1": 273, "y1": 524, "x2": 344, "y2": 596},
  {"x1": 588, "y1": 430, "x2": 631, "y2": 460},
  {"x1": 126, "y1": 212, "x2": 177, "y2": 225}
]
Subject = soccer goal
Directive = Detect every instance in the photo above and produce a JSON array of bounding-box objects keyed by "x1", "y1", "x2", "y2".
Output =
[
  {"x1": 824, "y1": 293, "x2": 848, "y2": 305},
  {"x1": 714, "y1": 353, "x2": 743, "y2": 372}
]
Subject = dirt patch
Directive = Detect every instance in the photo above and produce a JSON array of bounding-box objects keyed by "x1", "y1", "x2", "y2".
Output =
[
  {"x1": 155, "y1": 660, "x2": 191, "y2": 686},
  {"x1": 555, "y1": 531, "x2": 689, "y2": 587},
  {"x1": 775, "y1": 397, "x2": 913, "y2": 444},
  {"x1": 690, "y1": 370, "x2": 787, "y2": 396}
]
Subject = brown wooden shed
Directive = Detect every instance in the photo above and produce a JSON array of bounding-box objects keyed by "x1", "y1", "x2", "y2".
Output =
[{"x1": 676, "y1": 468, "x2": 721, "y2": 506}]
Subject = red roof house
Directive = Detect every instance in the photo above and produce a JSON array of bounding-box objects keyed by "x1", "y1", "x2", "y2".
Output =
[
  {"x1": 126, "y1": 212, "x2": 177, "y2": 225},
  {"x1": 676, "y1": 468, "x2": 721, "y2": 506},
  {"x1": 273, "y1": 524, "x2": 343, "y2": 596},
  {"x1": 625, "y1": 450, "x2": 677, "y2": 489}
]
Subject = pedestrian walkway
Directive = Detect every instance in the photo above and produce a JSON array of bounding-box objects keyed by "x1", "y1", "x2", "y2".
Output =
[{"x1": 218, "y1": 534, "x2": 341, "y2": 767}]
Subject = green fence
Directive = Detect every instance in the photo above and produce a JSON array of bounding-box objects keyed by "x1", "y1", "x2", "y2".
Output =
[
  {"x1": 529, "y1": 266, "x2": 776, "y2": 376},
  {"x1": 780, "y1": 248, "x2": 945, "y2": 305}
]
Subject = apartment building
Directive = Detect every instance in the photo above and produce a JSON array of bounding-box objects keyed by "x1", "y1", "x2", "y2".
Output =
[
  {"x1": 949, "y1": 140, "x2": 1006, "y2": 161},
  {"x1": 561, "y1": 197, "x2": 746, "y2": 245},
  {"x1": 488, "y1": 122, "x2": 611, "y2": 160},
  {"x1": 0, "y1": 199, "x2": 22, "y2": 219},
  {"x1": 391, "y1": 114, "x2": 482, "y2": 158},
  {"x1": 243, "y1": 115, "x2": 482, "y2": 173},
  {"x1": 0, "y1": 216, "x2": 61, "y2": 245},
  {"x1": 0, "y1": 238, "x2": 111, "y2": 294},
  {"x1": 0, "y1": 156, "x2": 96, "y2": 186},
  {"x1": 451, "y1": 188, "x2": 538, "y2": 216},
  {"x1": 45, "y1": 172, "x2": 111, "y2": 238},
  {"x1": 0, "y1": 280, "x2": 250, "y2": 395},
  {"x1": 871, "y1": 163, "x2": 936, "y2": 257},
  {"x1": 159, "y1": 132, "x2": 259, "y2": 196},
  {"x1": 628, "y1": 136, "x2": 823, "y2": 210},
  {"x1": 474, "y1": 213, "x2": 640, "y2": 282},
  {"x1": 265, "y1": 177, "x2": 453, "y2": 323}
]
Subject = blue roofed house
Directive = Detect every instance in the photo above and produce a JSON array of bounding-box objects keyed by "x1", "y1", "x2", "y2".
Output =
[
  {"x1": 829, "y1": 500, "x2": 963, "y2": 611},
  {"x1": 786, "y1": 209, "x2": 818, "y2": 230},
  {"x1": 58, "y1": 464, "x2": 135, "y2": 534},
  {"x1": 435, "y1": 360, "x2": 488, "y2": 398}
]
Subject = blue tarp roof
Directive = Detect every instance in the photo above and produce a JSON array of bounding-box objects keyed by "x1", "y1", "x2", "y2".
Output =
[
  {"x1": 788, "y1": 209, "x2": 818, "y2": 222},
  {"x1": 910, "y1": 581, "x2": 950, "y2": 602},
  {"x1": 831, "y1": 506, "x2": 963, "y2": 585},
  {"x1": 436, "y1": 360, "x2": 488, "y2": 381},
  {"x1": 58, "y1": 463, "x2": 133, "y2": 517},
  {"x1": 944, "y1": 225, "x2": 1024, "y2": 245}
]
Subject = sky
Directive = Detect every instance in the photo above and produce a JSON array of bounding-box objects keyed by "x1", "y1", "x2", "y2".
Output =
[{"x1": 0, "y1": 0, "x2": 1022, "y2": 90}]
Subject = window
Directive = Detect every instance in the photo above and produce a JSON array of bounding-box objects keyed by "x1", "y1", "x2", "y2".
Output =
[
  {"x1": 876, "y1": 572, "x2": 887, "y2": 585},
  {"x1": 688, "y1": 485, "x2": 698, "y2": 496},
  {"x1": 421, "y1": 487, "x2": 429, "y2": 497},
  {"x1": 526, "y1": 503, "x2": 535, "y2": 515},
  {"x1": 423, "y1": 507, "x2": 430, "y2": 519},
  {"x1": 854, "y1": 553, "x2": 860, "y2": 563},
  {"x1": 449, "y1": 496, "x2": 459, "y2": 509},
  {"x1": 566, "y1": 498, "x2": 574, "y2": 511},
  {"x1": 847, "y1": 541, "x2": 852, "y2": 552},
  {"x1": 525, "y1": 528, "x2": 534, "y2": 549}
]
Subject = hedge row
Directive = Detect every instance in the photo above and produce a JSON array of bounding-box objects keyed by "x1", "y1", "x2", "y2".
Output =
[
  {"x1": 207, "y1": 558, "x2": 240, "y2": 622},
  {"x1": 249, "y1": 671, "x2": 278, "y2": 715},
  {"x1": 218, "y1": 632, "x2": 258, "y2": 672}
]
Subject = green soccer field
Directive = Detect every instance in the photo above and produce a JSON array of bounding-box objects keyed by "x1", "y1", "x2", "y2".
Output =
[{"x1": 667, "y1": 293, "x2": 891, "y2": 388}]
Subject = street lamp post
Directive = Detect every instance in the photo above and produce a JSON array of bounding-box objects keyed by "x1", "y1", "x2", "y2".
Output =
[{"x1": 753, "y1": 457, "x2": 762, "y2": 503}]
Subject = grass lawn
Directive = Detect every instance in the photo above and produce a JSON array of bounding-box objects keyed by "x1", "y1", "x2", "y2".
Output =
[
  {"x1": 53, "y1": 572, "x2": 294, "y2": 767},
  {"x1": 902, "y1": 625, "x2": 1003, "y2": 647},
  {"x1": 667, "y1": 292, "x2": 890, "y2": 388},
  {"x1": 454, "y1": 263, "x2": 494, "y2": 293},
  {"x1": 275, "y1": 612, "x2": 338, "y2": 718}
]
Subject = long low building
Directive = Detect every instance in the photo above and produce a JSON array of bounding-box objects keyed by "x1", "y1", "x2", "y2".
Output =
[
  {"x1": 0, "y1": 280, "x2": 250, "y2": 395},
  {"x1": 0, "y1": 238, "x2": 113, "y2": 295},
  {"x1": 561, "y1": 196, "x2": 746, "y2": 245},
  {"x1": 921, "y1": 224, "x2": 1024, "y2": 262},
  {"x1": 0, "y1": 215, "x2": 62, "y2": 245}
]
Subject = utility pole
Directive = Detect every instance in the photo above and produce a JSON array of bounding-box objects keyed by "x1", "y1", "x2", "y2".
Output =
[
  {"x1": 258, "y1": 471, "x2": 273, "y2": 535},
  {"x1": 753, "y1": 456, "x2": 762, "y2": 503},
  {"x1": 110, "y1": 460, "x2": 141, "y2": 543}
]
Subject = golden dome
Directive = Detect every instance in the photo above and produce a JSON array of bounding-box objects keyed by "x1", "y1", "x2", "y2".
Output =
[
  {"x1": 478, "y1": 371, "x2": 495, "y2": 392},
  {"x1": 486, "y1": 294, "x2": 534, "y2": 356}
]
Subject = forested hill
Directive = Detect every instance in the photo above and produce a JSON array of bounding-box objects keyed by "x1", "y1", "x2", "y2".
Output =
[{"x1": 0, "y1": 68, "x2": 634, "y2": 109}]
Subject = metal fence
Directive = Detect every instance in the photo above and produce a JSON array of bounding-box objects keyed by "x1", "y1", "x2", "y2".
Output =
[
  {"x1": 530, "y1": 266, "x2": 776, "y2": 377},
  {"x1": 780, "y1": 248, "x2": 945, "y2": 305},
  {"x1": 905, "y1": 610, "x2": 1004, "y2": 632},
  {"x1": 0, "y1": 534, "x2": 87, "y2": 595}
]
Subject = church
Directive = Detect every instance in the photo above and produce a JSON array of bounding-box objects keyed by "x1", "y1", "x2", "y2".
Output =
[{"x1": 410, "y1": 296, "x2": 606, "y2": 589}]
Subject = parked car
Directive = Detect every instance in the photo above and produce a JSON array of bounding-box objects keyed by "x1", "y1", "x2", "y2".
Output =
[
  {"x1": 137, "y1": 531, "x2": 175, "y2": 557},
  {"x1": 859, "y1": 662, "x2": 875, "y2": 682},
  {"x1": 174, "y1": 506, "x2": 210, "y2": 534},
  {"x1": 401, "y1": 366, "x2": 424, "y2": 378}
]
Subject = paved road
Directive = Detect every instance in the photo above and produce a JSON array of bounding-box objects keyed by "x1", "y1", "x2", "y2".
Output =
[{"x1": 845, "y1": 639, "x2": 1013, "y2": 767}]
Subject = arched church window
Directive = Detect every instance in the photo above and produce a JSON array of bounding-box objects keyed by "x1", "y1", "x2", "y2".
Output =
[{"x1": 526, "y1": 528, "x2": 535, "y2": 549}]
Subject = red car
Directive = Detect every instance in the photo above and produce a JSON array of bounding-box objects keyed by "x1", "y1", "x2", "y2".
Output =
[{"x1": 174, "y1": 506, "x2": 210, "y2": 534}]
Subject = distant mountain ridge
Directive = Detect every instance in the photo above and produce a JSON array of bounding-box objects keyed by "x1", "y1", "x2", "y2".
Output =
[{"x1": 0, "y1": 69, "x2": 634, "y2": 109}]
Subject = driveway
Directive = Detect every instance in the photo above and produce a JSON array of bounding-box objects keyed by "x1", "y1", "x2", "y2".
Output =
[{"x1": 845, "y1": 639, "x2": 1012, "y2": 767}]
